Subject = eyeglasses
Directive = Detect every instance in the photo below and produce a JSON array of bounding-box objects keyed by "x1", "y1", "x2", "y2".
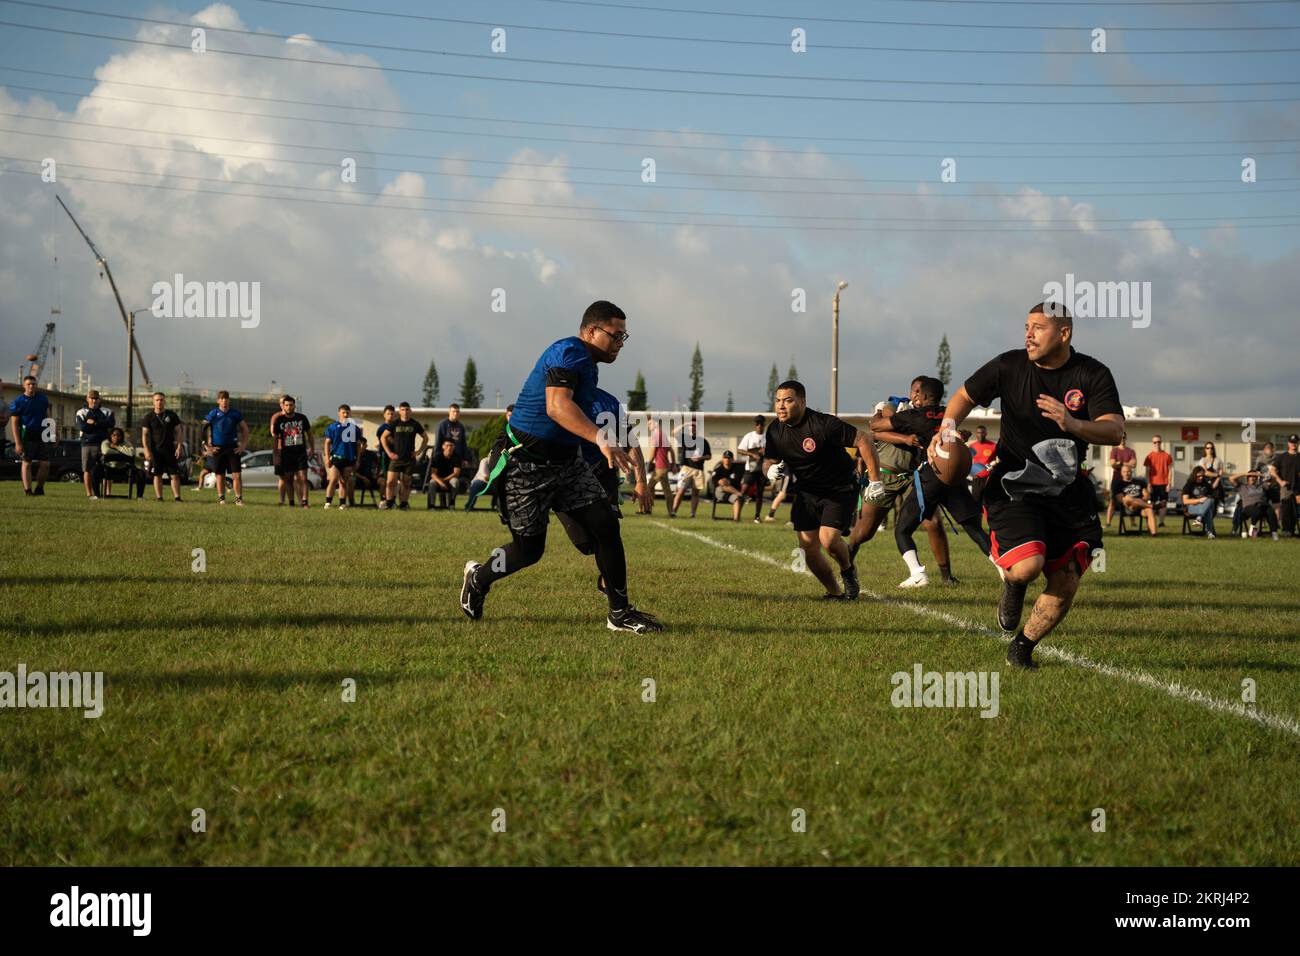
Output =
[{"x1": 595, "y1": 326, "x2": 630, "y2": 344}]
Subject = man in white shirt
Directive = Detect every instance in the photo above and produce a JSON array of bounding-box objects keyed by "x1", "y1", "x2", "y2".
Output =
[{"x1": 737, "y1": 414, "x2": 768, "y2": 523}]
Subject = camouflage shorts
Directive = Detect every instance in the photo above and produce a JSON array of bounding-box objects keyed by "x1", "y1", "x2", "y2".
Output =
[{"x1": 501, "y1": 454, "x2": 608, "y2": 538}]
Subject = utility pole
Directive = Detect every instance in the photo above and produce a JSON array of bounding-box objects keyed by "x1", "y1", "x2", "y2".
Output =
[{"x1": 831, "y1": 281, "x2": 848, "y2": 415}]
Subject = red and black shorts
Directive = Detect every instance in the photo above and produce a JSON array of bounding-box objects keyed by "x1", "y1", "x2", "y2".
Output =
[{"x1": 985, "y1": 478, "x2": 1102, "y2": 577}]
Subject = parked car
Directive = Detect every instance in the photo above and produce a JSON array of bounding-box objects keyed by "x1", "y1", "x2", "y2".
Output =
[
  {"x1": 216, "y1": 449, "x2": 325, "y2": 490},
  {"x1": 0, "y1": 439, "x2": 84, "y2": 482}
]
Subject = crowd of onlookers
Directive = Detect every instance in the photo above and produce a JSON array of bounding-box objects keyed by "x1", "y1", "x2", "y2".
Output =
[
  {"x1": 1103, "y1": 433, "x2": 1300, "y2": 540},
  {"x1": 8, "y1": 373, "x2": 1300, "y2": 543}
]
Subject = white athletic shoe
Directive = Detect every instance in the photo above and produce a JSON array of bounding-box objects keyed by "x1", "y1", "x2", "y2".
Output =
[
  {"x1": 898, "y1": 570, "x2": 929, "y2": 589},
  {"x1": 323, "y1": 501, "x2": 332, "y2": 509}
]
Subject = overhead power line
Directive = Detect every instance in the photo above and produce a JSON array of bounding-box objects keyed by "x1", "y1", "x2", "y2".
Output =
[{"x1": 2, "y1": 18, "x2": 1300, "y2": 104}]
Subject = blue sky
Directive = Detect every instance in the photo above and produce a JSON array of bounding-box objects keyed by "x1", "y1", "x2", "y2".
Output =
[{"x1": 1, "y1": 0, "x2": 1298, "y2": 415}]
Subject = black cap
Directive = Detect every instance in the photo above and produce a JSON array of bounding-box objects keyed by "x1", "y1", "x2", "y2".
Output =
[
  {"x1": 722, "y1": 450, "x2": 733, "y2": 458},
  {"x1": 1289, "y1": 433, "x2": 1299, "y2": 443}
]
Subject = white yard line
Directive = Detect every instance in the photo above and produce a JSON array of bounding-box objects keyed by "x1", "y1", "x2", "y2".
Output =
[{"x1": 651, "y1": 522, "x2": 1300, "y2": 740}]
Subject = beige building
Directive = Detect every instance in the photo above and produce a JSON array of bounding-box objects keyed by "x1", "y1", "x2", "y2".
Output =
[
  {"x1": 350, "y1": 405, "x2": 1300, "y2": 489},
  {"x1": 0, "y1": 381, "x2": 124, "y2": 442}
]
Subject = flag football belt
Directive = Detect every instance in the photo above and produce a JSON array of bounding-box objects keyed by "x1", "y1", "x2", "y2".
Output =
[
  {"x1": 913, "y1": 466, "x2": 962, "y2": 536},
  {"x1": 482, "y1": 422, "x2": 576, "y2": 493}
]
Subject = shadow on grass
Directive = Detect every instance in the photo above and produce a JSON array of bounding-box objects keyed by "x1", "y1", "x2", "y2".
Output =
[{"x1": 106, "y1": 669, "x2": 406, "y2": 690}]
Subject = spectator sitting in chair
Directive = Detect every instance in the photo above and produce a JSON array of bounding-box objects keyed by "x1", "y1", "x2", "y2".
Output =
[
  {"x1": 1181, "y1": 464, "x2": 1219, "y2": 539},
  {"x1": 711, "y1": 450, "x2": 747, "y2": 522},
  {"x1": 1104, "y1": 430, "x2": 1136, "y2": 527},
  {"x1": 100, "y1": 427, "x2": 146, "y2": 499},
  {"x1": 1115, "y1": 462, "x2": 1157, "y2": 536},
  {"x1": 427, "y1": 439, "x2": 462, "y2": 509},
  {"x1": 354, "y1": 437, "x2": 382, "y2": 502},
  {"x1": 464, "y1": 455, "x2": 493, "y2": 511},
  {"x1": 1231, "y1": 470, "x2": 1280, "y2": 540}
]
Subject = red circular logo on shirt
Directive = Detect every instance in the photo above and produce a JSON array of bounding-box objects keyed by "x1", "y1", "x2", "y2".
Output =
[
  {"x1": 1064, "y1": 388, "x2": 1085, "y2": 412},
  {"x1": 802, "y1": 437, "x2": 817, "y2": 453}
]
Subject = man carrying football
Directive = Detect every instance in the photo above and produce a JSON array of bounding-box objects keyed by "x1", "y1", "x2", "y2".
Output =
[{"x1": 928, "y1": 302, "x2": 1124, "y2": 669}]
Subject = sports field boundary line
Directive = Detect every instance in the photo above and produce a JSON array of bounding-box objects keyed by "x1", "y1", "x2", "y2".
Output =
[{"x1": 650, "y1": 521, "x2": 1300, "y2": 740}]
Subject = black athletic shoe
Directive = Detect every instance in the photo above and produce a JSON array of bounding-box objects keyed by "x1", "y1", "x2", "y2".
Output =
[
  {"x1": 34, "y1": 487, "x2": 44, "y2": 496},
  {"x1": 607, "y1": 605, "x2": 664, "y2": 633},
  {"x1": 997, "y1": 579, "x2": 1028, "y2": 632},
  {"x1": 1006, "y1": 636, "x2": 1039, "y2": 671},
  {"x1": 399, "y1": 501, "x2": 410, "y2": 511},
  {"x1": 841, "y1": 564, "x2": 860, "y2": 600},
  {"x1": 460, "y1": 561, "x2": 487, "y2": 621},
  {"x1": 24, "y1": 489, "x2": 33, "y2": 496},
  {"x1": 820, "y1": 591, "x2": 848, "y2": 601}
]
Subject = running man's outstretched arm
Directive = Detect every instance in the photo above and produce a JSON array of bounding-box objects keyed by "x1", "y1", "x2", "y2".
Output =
[{"x1": 545, "y1": 386, "x2": 631, "y2": 472}]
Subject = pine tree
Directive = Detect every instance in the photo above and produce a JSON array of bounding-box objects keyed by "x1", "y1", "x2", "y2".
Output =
[
  {"x1": 627, "y1": 370, "x2": 648, "y2": 411},
  {"x1": 458, "y1": 356, "x2": 484, "y2": 408},
  {"x1": 787, "y1": 357, "x2": 799, "y2": 382},
  {"x1": 689, "y1": 343, "x2": 705, "y2": 411},
  {"x1": 936, "y1": 335, "x2": 952, "y2": 393},
  {"x1": 726, "y1": 390, "x2": 734, "y2": 412},
  {"x1": 422, "y1": 358, "x2": 440, "y2": 407},
  {"x1": 766, "y1": 363, "x2": 779, "y2": 409}
]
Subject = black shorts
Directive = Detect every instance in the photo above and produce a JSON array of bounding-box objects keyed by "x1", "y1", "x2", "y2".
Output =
[
  {"x1": 985, "y1": 476, "x2": 1102, "y2": 577},
  {"x1": 213, "y1": 445, "x2": 242, "y2": 474},
  {"x1": 20, "y1": 437, "x2": 49, "y2": 462},
  {"x1": 276, "y1": 448, "x2": 308, "y2": 475},
  {"x1": 914, "y1": 465, "x2": 982, "y2": 525},
  {"x1": 502, "y1": 453, "x2": 608, "y2": 538},
  {"x1": 147, "y1": 449, "x2": 179, "y2": 476},
  {"x1": 329, "y1": 457, "x2": 353, "y2": 473},
  {"x1": 790, "y1": 489, "x2": 857, "y2": 535},
  {"x1": 388, "y1": 457, "x2": 415, "y2": 476},
  {"x1": 1265, "y1": 484, "x2": 1280, "y2": 504},
  {"x1": 1149, "y1": 483, "x2": 1169, "y2": 505},
  {"x1": 1109, "y1": 476, "x2": 1127, "y2": 499}
]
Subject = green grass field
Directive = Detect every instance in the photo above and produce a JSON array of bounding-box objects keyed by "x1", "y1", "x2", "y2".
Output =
[{"x1": 2, "y1": 484, "x2": 1297, "y2": 866}]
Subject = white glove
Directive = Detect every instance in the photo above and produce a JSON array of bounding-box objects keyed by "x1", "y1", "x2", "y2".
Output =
[{"x1": 865, "y1": 480, "x2": 886, "y2": 502}]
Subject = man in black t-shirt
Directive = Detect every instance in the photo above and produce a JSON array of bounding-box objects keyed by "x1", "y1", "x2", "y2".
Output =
[
  {"x1": 710, "y1": 451, "x2": 747, "y2": 522},
  {"x1": 381, "y1": 402, "x2": 428, "y2": 511},
  {"x1": 669, "y1": 420, "x2": 712, "y2": 518},
  {"x1": 929, "y1": 302, "x2": 1124, "y2": 669},
  {"x1": 1276, "y1": 434, "x2": 1300, "y2": 535},
  {"x1": 427, "y1": 439, "x2": 462, "y2": 509},
  {"x1": 762, "y1": 380, "x2": 885, "y2": 600},
  {"x1": 875, "y1": 376, "x2": 992, "y2": 588},
  {"x1": 271, "y1": 394, "x2": 313, "y2": 507},
  {"x1": 140, "y1": 391, "x2": 185, "y2": 502}
]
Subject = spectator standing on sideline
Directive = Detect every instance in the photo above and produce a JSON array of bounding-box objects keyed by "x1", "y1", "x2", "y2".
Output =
[
  {"x1": 270, "y1": 395, "x2": 313, "y2": 508},
  {"x1": 647, "y1": 417, "x2": 675, "y2": 514},
  {"x1": 203, "y1": 390, "x2": 249, "y2": 506},
  {"x1": 737, "y1": 415, "x2": 768, "y2": 522},
  {"x1": 1275, "y1": 434, "x2": 1300, "y2": 536},
  {"x1": 75, "y1": 389, "x2": 114, "y2": 500},
  {"x1": 1144, "y1": 435, "x2": 1174, "y2": 528},
  {"x1": 711, "y1": 450, "x2": 747, "y2": 522},
  {"x1": 1104, "y1": 431, "x2": 1136, "y2": 527},
  {"x1": 374, "y1": 404, "x2": 396, "y2": 508},
  {"x1": 8, "y1": 375, "x2": 51, "y2": 496},
  {"x1": 381, "y1": 402, "x2": 428, "y2": 511},
  {"x1": 323, "y1": 405, "x2": 360, "y2": 509},
  {"x1": 968, "y1": 424, "x2": 998, "y2": 503},
  {"x1": 670, "y1": 419, "x2": 711, "y2": 518},
  {"x1": 141, "y1": 391, "x2": 185, "y2": 502},
  {"x1": 1230, "y1": 471, "x2": 1279, "y2": 539},
  {"x1": 436, "y1": 404, "x2": 470, "y2": 470},
  {"x1": 1181, "y1": 465, "x2": 1219, "y2": 539}
]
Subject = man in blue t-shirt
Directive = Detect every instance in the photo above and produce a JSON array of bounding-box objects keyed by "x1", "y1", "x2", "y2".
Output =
[
  {"x1": 8, "y1": 375, "x2": 53, "y2": 496},
  {"x1": 323, "y1": 404, "x2": 360, "y2": 509},
  {"x1": 202, "y1": 390, "x2": 249, "y2": 505},
  {"x1": 460, "y1": 300, "x2": 663, "y2": 633}
]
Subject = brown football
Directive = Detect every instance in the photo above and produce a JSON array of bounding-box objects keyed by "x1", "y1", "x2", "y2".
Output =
[{"x1": 929, "y1": 436, "x2": 973, "y2": 486}]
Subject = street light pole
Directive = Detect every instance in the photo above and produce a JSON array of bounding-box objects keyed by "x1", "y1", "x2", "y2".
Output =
[
  {"x1": 831, "y1": 281, "x2": 848, "y2": 415},
  {"x1": 125, "y1": 307, "x2": 150, "y2": 431}
]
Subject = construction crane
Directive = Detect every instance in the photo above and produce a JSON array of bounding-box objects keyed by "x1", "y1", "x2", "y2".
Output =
[
  {"x1": 54, "y1": 194, "x2": 151, "y2": 426},
  {"x1": 25, "y1": 322, "x2": 56, "y2": 382}
]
